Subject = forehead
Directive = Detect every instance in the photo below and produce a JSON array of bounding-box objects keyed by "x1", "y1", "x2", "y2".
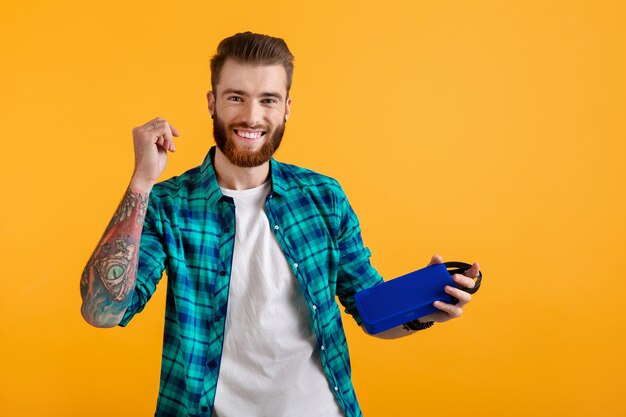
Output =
[{"x1": 216, "y1": 58, "x2": 288, "y2": 96}]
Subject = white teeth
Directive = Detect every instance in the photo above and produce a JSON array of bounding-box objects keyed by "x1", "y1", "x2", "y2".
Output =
[{"x1": 236, "y1": 130, "x2": 263, "y2": 139}]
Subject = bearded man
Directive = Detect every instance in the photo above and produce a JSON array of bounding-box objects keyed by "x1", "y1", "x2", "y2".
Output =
[{"x1": 80, "y1": 31, "x2": 478, "y2": 417}]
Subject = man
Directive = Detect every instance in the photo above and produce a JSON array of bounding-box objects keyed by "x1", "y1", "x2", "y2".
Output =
[{"x1": 80, "y1": 32, "x2": 478, "y2": 417}]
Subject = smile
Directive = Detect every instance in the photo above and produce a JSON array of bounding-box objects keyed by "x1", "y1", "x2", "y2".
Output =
[{"x1": 233, "y1": 129, "x2": 266, "y2": 139}]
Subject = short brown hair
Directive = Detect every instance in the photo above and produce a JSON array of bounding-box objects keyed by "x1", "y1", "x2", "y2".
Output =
[{"x1": 210, "y1": 31, "x2": 295, "y2": 96}]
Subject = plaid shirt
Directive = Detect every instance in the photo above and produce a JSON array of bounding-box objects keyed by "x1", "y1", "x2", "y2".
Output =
[{"x1": 119, "y1": 146, "x2": 384, "y2": 417}]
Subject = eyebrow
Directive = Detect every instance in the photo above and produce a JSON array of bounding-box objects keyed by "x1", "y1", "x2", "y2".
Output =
[{"x1": 221, "y1": 88, "x2": 284, "y2": 101}]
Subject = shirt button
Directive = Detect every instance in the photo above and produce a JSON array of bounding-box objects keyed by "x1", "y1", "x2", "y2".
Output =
[
  {"x1": 320, "y1": 345, "x2": 325, "y2": 351},
  {"x1": 208, "y1": 360, "x2": 217, "y2": 369},
  {"x1": 213, "y1": 316, "x2": 221, "y2": 322},
  {"x1": 224, "y1": 228, "x2": 230, "y2": 233},
  {"x1": 274, "y1": 225, "x2": 280, "y2": 230},
  {"x1": 201, "y1": 406, "x2": 209, "y2": 413},
  {"x1": 334, "y1": 386, "x2": 339, "y2": 391},
  {"x1": 293, "y1": 263, "x2": 298, "y2": 268},
  {"x1": 312, "y1": 305, "x2": 317, "y2": 310},
  {"x1": 219, "y1": 271, "x2": 226, "y2": 276}
]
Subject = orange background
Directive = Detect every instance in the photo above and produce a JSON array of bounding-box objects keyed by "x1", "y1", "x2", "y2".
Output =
[{"x1": 1, "y1": 1, "x2": 625, "y2": 416}]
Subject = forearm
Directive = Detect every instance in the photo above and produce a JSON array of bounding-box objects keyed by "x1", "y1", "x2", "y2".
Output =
[{"x1": 80, "y1": 181, "x2": 151, "y2": 327}]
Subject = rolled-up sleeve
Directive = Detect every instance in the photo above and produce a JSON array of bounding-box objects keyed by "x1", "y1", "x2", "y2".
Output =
[
  {"x1": 118, "y1": 194, "x2": 167, "y2": 327},
  {"x1": 333, "y1": 182, "x2": 384, "y2": 326}
]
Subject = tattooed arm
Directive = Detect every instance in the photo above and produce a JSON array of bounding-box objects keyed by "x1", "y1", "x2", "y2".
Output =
[
  {"x1": 80, "y1": 186, "x2": 150, "y2": 327},
  {"x1": 80, "y1": 117, "x2": 180, "y2": 328}
]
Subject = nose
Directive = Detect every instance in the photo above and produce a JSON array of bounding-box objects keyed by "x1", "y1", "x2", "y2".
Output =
[{"x1": 242, "y1": 100, "x2": 264, "y2": 128}]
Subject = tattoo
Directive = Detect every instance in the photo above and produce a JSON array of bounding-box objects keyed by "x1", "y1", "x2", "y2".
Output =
[
  {"x1": 111, "y1": 189, "x2": 148, "y2": 226},
  {"x1": 402, "y1": 324, "x2": 411, "y2": 332},
  {"x1": 80, "y1": 258, "x2": 92, "y2": 301},
  {"x1": 81, "y1": 188, "x2": 148, "y2": 325},
  {"x1": 93, "y1": 237, "x2": 136, "y2": 302}
]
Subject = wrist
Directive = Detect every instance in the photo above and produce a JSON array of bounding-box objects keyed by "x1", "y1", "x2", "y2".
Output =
[{"x1": 129, "y1": 176, "x2": 154, "y2": 194}]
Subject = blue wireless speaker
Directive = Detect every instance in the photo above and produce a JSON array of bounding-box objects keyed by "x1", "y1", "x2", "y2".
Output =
[{"x1": 354, "y1": 262, "x2": 483, "y2": 334}]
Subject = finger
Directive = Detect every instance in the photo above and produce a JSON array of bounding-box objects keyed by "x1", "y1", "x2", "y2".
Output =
[
  {"x1": 433, "y1": 300, "x2": 463, "y2": 318},
  {"x1": 166, "y1": 138, "x2": 176, "y2": 152},
  {"x1": 148, "y1": 124, "x2": 169, "y2": 141},
  {"x1": 169, "y1": 122, "x2": 181, "y2": 137},
  {"x1": 453, "y1": 273, "x2": 476, "y2": 289},
  {"x1": 427, "y1": 254, "x2": 443, "y2": 266},
  {"x1": 464, "y1": 262, "x2": 480, "y2": 279},
  {"x1": 146, "y1": 117, "x2": 169, "y2": 134},
  {"x1": 152, "y1": 121, "x2": 177, "y2": 152},
  {"x1": 156, "y1": 135, "x2": 165, "y2": 148},
  {"x1": 147, "y1": 116, "x2": 165, "y2": 127},
  {"x1": 162, "y1": 137, "x2": 172, "y2": 152},
  {"x1": 162, "y1": 124, "x2": 174, "y2": 149},
  {"x1": 164, "y1": 123, "x2": 178, "y2": 151},
  {"x1": 445, "y1": 285, "x2": 471, "y2": 305}
]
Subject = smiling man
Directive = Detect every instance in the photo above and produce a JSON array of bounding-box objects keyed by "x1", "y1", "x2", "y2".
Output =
[{"x1": 80, "y1": 32, "x2": 478, "y2": 417}]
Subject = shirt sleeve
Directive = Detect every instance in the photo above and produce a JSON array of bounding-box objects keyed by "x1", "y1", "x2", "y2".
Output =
[
  {"x1": 118, "y1": 193, "x2": 167, "y2": 327},
  {"x1": 333, "y1": 182, "x2": 385, "y2": 326}
]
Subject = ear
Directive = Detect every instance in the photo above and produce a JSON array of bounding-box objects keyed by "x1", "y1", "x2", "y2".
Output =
[
  {"x1": 284, "y1": 96, "x2": 292, "y2": 121},
  {"x1": 207, "y1": 90, "x2": 215, "y2": 119}
]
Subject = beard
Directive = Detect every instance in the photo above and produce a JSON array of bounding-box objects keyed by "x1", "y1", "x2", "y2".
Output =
[{"x1": 213, "y1": 110, "x2": 286, "y2": 168}]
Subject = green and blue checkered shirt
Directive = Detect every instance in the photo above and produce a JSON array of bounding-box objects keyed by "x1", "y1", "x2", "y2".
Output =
[{"x1": 119, "y1": 146, "x2": 384, "y2": 417}]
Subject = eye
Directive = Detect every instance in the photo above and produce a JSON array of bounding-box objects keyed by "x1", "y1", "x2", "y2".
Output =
[
  {"x1": 228, "y1": 96, "x2": 242, "y2": 102},
  {"x1": 262, "y1": 98, "x2": 277, "y2": 104}
]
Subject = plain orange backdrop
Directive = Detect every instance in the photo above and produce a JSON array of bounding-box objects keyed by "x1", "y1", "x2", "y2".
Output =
[{"x1": 1, "y1": 1, "x2": 625, "y2": 416}]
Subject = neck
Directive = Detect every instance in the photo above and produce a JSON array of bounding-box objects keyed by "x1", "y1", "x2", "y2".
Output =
[{"x1": 213, "y1": 146, "x2": 271, "y2": 190}]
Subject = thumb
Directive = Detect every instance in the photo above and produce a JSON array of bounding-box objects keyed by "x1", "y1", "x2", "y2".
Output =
[
  {"x1": 465, "y1": 261, "x2": 480, "y2": 279},
  {"x1": 427, "y1": 254, "x2": 444, "y2": 266}
]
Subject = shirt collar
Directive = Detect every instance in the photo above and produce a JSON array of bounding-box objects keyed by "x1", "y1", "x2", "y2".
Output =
[
  {"x1": 269, "y1": 154, "x2": 288, "y2": 197},
  {"x1": 200, "y1": 146, "x2": 289, "y2": 207}
]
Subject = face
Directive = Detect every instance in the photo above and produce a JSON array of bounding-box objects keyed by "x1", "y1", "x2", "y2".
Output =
[{"x1": 208, "y1": 58, "x2": 292, "y2": 168}]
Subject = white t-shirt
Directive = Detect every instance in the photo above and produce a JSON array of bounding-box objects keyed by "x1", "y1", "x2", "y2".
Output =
[{"x1": 212, "y1": 180, "x2": 344, "y2": 417}]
